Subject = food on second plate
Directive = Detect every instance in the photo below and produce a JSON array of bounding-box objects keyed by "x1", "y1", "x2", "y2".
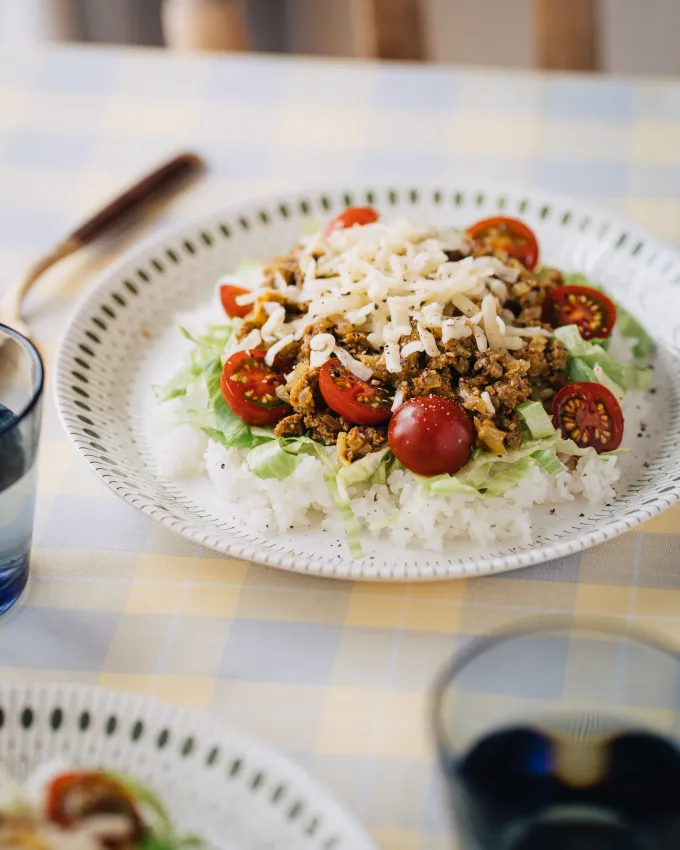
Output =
[
  {"x1": 152, "y1": 206, "x2": 654, "y2": 556},
  {"x1": 0, "y1": 761, "x2": 201, "y2": 849}
]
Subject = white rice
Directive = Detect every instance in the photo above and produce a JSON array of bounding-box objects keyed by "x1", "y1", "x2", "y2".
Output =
[
  {"x1": 192, "y1": 438, "x2": 623, "y2": 552},
  {"x1": 149, "y1": 283, "x2": 650, "y2": 553}
]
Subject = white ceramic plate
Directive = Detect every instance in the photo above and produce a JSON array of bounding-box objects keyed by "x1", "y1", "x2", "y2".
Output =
[
  {"x1": 0, "y1": 682, "x2": 375, "y2": 850},
  {"x1": 55, "y1": 183, "x2": 680, "y2": 580}
]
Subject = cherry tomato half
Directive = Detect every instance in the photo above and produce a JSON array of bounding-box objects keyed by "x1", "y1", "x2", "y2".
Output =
[
  {"x1": 46, "y1": 771, "x2": 143, "y2": 839},
  {"x1": 551, "y1": 382, "x2": 624, "y2": 453},
  {"x1": 319, "y1": 359, "x2": 392, "y2": 426},
  {"x1": 388, "y1": 396, "x2": 475, "y2": 477},
  {"x1": 467, "y1": 216, "x2": 540, "y2": 271},
  {"x1": 221, "y1": 349, "x2": 292, "y2": 427},
  {"x1": 324, "y1": 206, "x2": 379, "y2": 237},
  {"x1": 220, "y1": 283, "x2": 252, "y2": 319},
  {"x1": 542, "y1": 284, "x2": 617, "y2": 340}
]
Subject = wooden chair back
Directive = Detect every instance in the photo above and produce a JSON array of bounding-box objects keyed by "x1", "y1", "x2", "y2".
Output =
[{"x1": 362, "y1": 0, "x2": 598, "y2": 70}]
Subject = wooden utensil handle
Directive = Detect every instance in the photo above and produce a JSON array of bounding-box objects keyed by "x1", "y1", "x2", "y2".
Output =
[{"x1": 68, "y1": 152, "x2": 204, "y2": 246}]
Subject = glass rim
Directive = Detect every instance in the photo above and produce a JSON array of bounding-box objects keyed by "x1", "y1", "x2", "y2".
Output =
[
  {"x1": 0, "y1": 323, "x2": 45, "y2": 438},
  {"x1": 431, "y1": 616, "x2": 680, "y2": 758}
]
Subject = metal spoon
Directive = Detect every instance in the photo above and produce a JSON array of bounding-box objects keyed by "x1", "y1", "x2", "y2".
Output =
[{"x1": 0, "y1": 151, "x2": 205, "y2": 339}]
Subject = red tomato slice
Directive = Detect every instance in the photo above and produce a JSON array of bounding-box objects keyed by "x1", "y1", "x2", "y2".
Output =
[
  {"x1": 467, "y1": 216, "x2": 540, "y2": 271},
  {"x1": 318, "y1": 359, "x2": 392, "y2": 426},
  {"x1": 542, "y1": 284, "x2": 617, "y2": 340},
  {"x1": 220, "y1": 283, "x2": 252, "y2": 319},
  {"x1": 46, "y1": 771, "x2": 143, "y2": 838},
  {"x1": 324, "y1": 206, "x2": 379, "y2": 237},
  {"x1": 388, "y1": 396, "x2": 475, "y2": 476},
  {"x1": 221, "y1": 349, "x2": 292, "y2": 426},
  {"x1": 551, "y1": 382, "x2": 624, "y2": 453}
]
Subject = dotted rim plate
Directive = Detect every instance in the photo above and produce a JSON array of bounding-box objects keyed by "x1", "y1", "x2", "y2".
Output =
[
  {"x1": 0, "y1": 682, "x2": 376, "y2": 850},
  {"x1": 54, "y1": 183, "x2": 680, "y2": 581}
]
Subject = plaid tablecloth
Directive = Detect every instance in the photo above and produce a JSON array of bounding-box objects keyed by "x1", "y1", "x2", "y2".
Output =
[{"x1": 1, "y1": 46, "x2": 679, "y2": 849}]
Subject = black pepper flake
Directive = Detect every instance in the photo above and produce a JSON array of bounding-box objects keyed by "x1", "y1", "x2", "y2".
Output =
[
  {"x1": 650, "y1": 388, "x2": 657, "y2": 394},
  {"x1": 220, "y1": 464, "x2": 225, "y2": 469},
  {"x1": 579, "y1": 513, "x2": 585, "y2": 518},
  {"x1": 550, "y1": 508, "x2": 556, "y2": 515},
  {"x1": 643, "y1": 462, "x2": 650, "y2": 468}
]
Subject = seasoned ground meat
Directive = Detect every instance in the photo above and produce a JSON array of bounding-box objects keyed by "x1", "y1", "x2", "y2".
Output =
[
  {"x1": 338, "y1": 331, "x2": 372, "y2": 357},
  {"x1": 337, "y1": 425, "x2": 389, "y2": 464},
  {"x1": 512, "y1": 272, "x2": 562, "y2": 329},
  {"x1": 273, "y1": 413, "x2": 306, "y2": 438},
  {"x1": 410, "y1": 368, "x2": 455, "y2": 398},
  {"x1": 525, "y1": 336, "x2": 568, "y2": 383},
  {"x1": 237, "y1": 290, "x2": 306, "y2": 340},
  {"x1": 440, "y1": 336, "x2": 478, "y2": 375},
  {"x1": 474, "y1": 419, "x2": 507, "y2": 455},
  {"x1": 288, "y1": 363, "x2": 320, "y2": 414},
  {"x1": 233, "y1": 235, "x2": 571, "y2": 464},
  {"x1": 304, "y1": 411, "x2": 348, "y2": 445},
  {"x1": 261, "y1": 247, "x2": 302, "y2": 287}
]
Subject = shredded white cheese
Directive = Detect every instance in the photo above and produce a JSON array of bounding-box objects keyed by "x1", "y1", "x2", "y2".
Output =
[
  {"x1": 473, "y1": 325, "x2": 488, "y2": 352},
  {"x1": 261, "y1": 304, "x2": 286, "y2": 341},
  {"x1": 417, "y1": 324, "x2": 440, "y2": 357},
  {"x1": 391, "y1": 388, "x2": 405, "y2": 411},
  {"x1": 235, "y1": 328, "x2": 262, "y2": 351},
  {"x1": 505, "y1": 326, "x2": 553, "y2": 338},
  {"x1": 333, "y1": 345, "x2": 372, "y2": 381},
  {"x1": 265, "y1": 334, "x2": 295, "y2": 366},
  {"x1": 239, "y1": 219, "x2": 537, "y2": 374},
  {"x1": 482, "y1": 294, "x2": 504, "y2": 352},
  {"x1": 384, "y1": 342, "x2": 401, "y2": 373},
  {"x1": 401, "y1": 340, "x2": 426, "y2": 358},
  {"x1": 480, "y1": 390, "x2": 496, "y2": 416}
]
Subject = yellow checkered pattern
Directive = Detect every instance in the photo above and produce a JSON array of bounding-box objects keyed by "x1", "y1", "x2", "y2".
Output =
[{"x1": 0, "y1": 46, "x2": 679, "y2": 848}]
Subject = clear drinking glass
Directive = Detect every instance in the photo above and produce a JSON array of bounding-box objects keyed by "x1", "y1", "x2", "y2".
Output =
[
  {"x1": 0, "y1": 324, "x2": 44, "y2": 613},
  {"x1": 433, "y1": 619, "x2": 680, "y2": 850}
]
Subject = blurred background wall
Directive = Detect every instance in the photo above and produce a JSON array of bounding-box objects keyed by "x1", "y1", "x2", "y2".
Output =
[{"x1": 1, "y1": 0, "x2": 679, "y2": 77}]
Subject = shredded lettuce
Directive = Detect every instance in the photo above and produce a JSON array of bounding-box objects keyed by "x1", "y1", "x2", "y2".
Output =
[
  {"x1": 566, "y1": 355, "x2": 597, "y2": 384},
  {"x1": 553, "y1": 324, "x2": 592, "y2": 357},
  {"x1": 517, "y1": 401, "x2": 555, "y2": 439},
  {"x1": 531, "y1": 448, "x2": 564, "y2": 475},
  {"x1": 233, "y1": 259, "x2": 265, "y2": 289},
  {"x1": 457, "y1": 436, "x2": 558, "y2": 491},
  {"x1": 324, "y1": 473, "x2": 363, "y2": 558},
  {"x1": 201, "y1": 358, "x2": 253, "y2": 448},
  {"x1": 420, "y1": 475, "x2": 480, "y2": 497},
  {"x1": 483, "y1": 457, "x2": 538, "y2": 496},
  {"x1": 562, "y1": 272, "x2": 655, "y2": 360},
  {"x1": 541, "y1": 268, "x2": 655, "y2": 360},
  {"x1": 337, "y1": 448, "x2": 390, "y2": 500},
  {"x1": 247, "y1": 440, "x2": 301, "y2": 480},
  {"x1": 282, "y1": 435, "x2": 332, "y2": 463},
  {"x1": 154, "y1": 325, "x2": 233, "y2": 403},
  {"x1": 554, "y1": 324, "x2": 652, "y2": 392}
]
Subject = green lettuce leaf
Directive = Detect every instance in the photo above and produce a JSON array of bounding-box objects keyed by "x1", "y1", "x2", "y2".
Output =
[
  {"x1": 555, "y1": 324, "x2": 652, "y2": 391},
  {"x1": 484, "y1": 457, "x2": 538, "y2": 496},
  {"x1": 517, "y1": 401, "x2": 555, "y2": 439},
  {"x1": 202, "y1": 358, "x2": 253, "y2": 448},
  {"x1": 337, "y1": 448, "x2": 390, "y2": 500},
  {"x1": 456, "y1": 436, "x2": 558, "y2": 491},
  {"x1": 247, "y1": 440, "x2": 301, "y2": 480},
  {"x1": 531, "y1": 448, "x2": 564, "y2": 475},
  {"x1": 324, "y1": 473, "x2": 363, "y2": 558},
  {"x1": 420, "y1": 475, "x2": 480, "y2": 497},
  {"x1": 541, "y1": 269, "x2": 655, "y2": 360},
  {"x1": 154, "y1": 324, "x2": 234, "y2": 403}
]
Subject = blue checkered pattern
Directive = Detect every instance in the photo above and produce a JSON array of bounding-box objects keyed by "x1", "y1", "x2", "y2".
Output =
[{"x1": 0, "y1": 46, "x2": 679, "y2": 850}]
